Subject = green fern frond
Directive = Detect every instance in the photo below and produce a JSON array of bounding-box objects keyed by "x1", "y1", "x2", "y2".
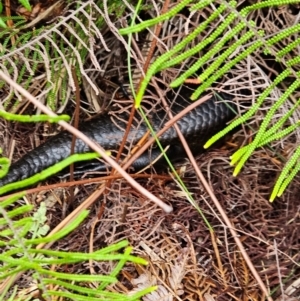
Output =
[
  {"x1": 260, "y1": 97, "x2": 300, "y2": 142},
  {"x1": 205, "y1": 68, "x2": 291, "y2": 149},
  {"x1": 240, "y1": 0, "x2": 300, "y2": 14},
  {"x1": 232, "y1": 77, "x2": 300, "y2": 175},
  {"x1": 270, "y1": 146, "x2": 300, "y2": 201},
  {"x1": 265, "y1": 23, "x2": 300, "y2": 49},
  {"x1": 0, "y1": 109, "x2": 70, "y2": 122},
  {"x1": 277, "y1": 153, "x2": 300, "y2": 197},
  {"x1": 0, "y1": 153, "x2": 100, "y2": 196},
  {"x1": 277, "y1": 37, "x2": 300, "y2": 58},
  {"x1": 0, "y1": 158, "x2": 10, "y2": 179}
]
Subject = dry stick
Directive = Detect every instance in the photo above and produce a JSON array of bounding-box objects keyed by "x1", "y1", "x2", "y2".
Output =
[
  {"x1": 0, "y1": 174, "x2": 171, "y2": 201},
  {"x1": 165, "y1": 100, "x2": 272, "y2": 299},
  {"x1": 179, "y1": 137, "x2": 272, "y2": 300},
  {"x1": 114, "y1": 0, "x2": 169, "y2": 172},
  {"x1": 210, "y1": 230, "x2": 227, "y2": 288},
  {"x1": 67, "y1": 66, "x2": 81, "y2": 205},
  {"x1": 89, "y1": 216, "x2": 100, "y2": 275},
  {"x1": 113, "y1": 105, "x2": 136, "y2": 167},
  {"x1": 70, "y1": 66, "x2": 81, "y2": 175},
  {"x1": 5, "y1": 0, "x2": 14, "y2": 37},
  {"x1": 105, "y1": 104, "x2": 136, "y2": 199},
  {"x1": 0, "y1": 70, "x2": 173, "y2": 214}
]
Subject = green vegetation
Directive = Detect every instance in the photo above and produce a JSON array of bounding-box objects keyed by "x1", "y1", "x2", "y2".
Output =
[
  {"x1": 1, "y1": 0, "x2": 300, "y2": 296},
  {"x1": 0, "y1": 193, "x2": 153, "y2": 299},
  {"x1": 0, "y1": 152, "x2": 101, "y2": 195}
]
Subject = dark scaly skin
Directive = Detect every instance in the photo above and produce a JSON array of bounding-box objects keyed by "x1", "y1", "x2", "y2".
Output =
[{"x1": 0, "y1": 92, "x2": 236, "y2": 187}]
